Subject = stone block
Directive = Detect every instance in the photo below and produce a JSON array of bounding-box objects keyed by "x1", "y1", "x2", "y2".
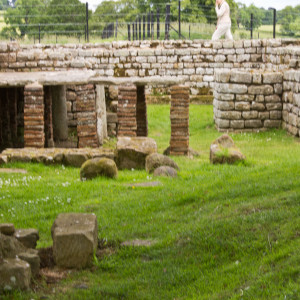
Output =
[
  {"x1": 215, "y1": 83, "x2": 247, "y2": 94},
  {"x1": 0, "y1": 259, "x2": 31, "y2": 291},
  {"x1": 14, "y1": 229, "x2": 39, "y2": 249},
  {"x1": 18, "y1": 250, "x2": 40, "y2": 277},
  {"x1": 231, "y1": 120, "x2": 245, "y2": 129},
  {"x1": 251, "y1": 102, "x2": 265, "y2": 111},
  {"x1": 245, "y1": 120, "x2": 262, "y2": 128},
  {"x1": 248, "y1": 85, "x2": 273, "y2": 95},
  {"x1": 0, "y1": 223, "x2": 15, "y2": 236},
  {"x1": 270, "y1": 110, "x2": 282, "y2": 120},
  {"x1": 215, "y1": 118, "x2": 230, "y2": 128},
  {"x1": 51, "y1": 213, "x2": 98, "y2": 268},
  {"x1": 116, "y1": 137, "x2": 157, "y2": 170},
  {"x1": 266, "y1": 103, "x2": 282, "y2": 111},
  {"x1": 230, "y1": 70, "x2": 252, "y2": 84},
  {"x1": 219, "y1": 111, "x2": 241, "y2": 120},
  {"x1": 242, "y1": 111, "x2": 258, "y2": 119},
  {"x1": 263, "y1": 72, "x2": 283, "y2": 84},
  {"x1": 235, "y1": 102, "x2": 250, "y2": 111},
  {"x1": 264, "y1": 120, "x2": 281, "y2": 128},
  {"x1": 259, "y1": 112, "x2": 270, "y2": 120}
]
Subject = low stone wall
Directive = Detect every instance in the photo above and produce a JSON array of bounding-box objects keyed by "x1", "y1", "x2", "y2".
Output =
[
  {"x1": 0, "y1": 39, "x2": 299, "y2": 95},
  {"x1": 282, "y1": 70, "x2": 300, "y2": 136},
  {"x1": 214, "y1": 69, "x2": 283, "y2": 132}
]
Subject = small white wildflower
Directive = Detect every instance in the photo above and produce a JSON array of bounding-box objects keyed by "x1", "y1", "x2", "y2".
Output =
[
  {"x1": 131, "y1": 168, "x2": 134, "y2": 171},
  {"x1": 67, "y1": 198, "x2": 71, "y2": 204},
  {"x1": 235, "y1": 260, "x2": 240, "y2": 265}
]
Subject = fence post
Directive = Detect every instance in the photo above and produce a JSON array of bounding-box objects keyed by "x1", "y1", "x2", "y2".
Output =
[
  {"x1": 133, "y1": 23, "x2": 135, "y2": 41},
  {"x1": 178, "y1": 0, "x2": 181, "y2": 39},
  {"x1": 86, "y1": 2, "x2": 89, "y2": 42},
  {"x1": 151, "y1": 10, "x2": 154, "y2": 39},
  {"x1": 268, "y1": 7, "x2": 276, "y2": 38},
  {"x1": 135, "y1": 19, "x2": 138, "y2": 40},
  {"x1": 189, "y1": 24, "x2": 190, "y2": 39},
  {"x1": 115, "y1": 19, "x2": 118, "y2": 38},
  {"x1": 165, "y1": 4, "x2": 170, "y2": 40},
  {"x1": 128, "y1": 24, "x2": 131, "y2": 41},
  {"x1": 250, "y1": 13, "x2": 253, "y2": 39},
  {"x1": 139, "y1": 17, "x2": 141, "y2": 40},
  {"x1": 147, "y1": 12, "x2": 150, "y2": 38},
  {"x1": 157, "y1": 7, "x2": 160, "y2": 40},
  {"x1": 143, "y1": 16, "x2": 146, "y2": 40},
  {"x1": 39, "y1": 24, "x2": 41, "y2": 43}
]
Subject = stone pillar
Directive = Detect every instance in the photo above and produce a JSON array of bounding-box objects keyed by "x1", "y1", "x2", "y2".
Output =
[
  {"x1": 136, "y1": 85, "x2": 148, "y2": 136},
  {"x1": 51, "y1": 85, "x2": 68, "y2": 141},
  {"x1": 170, "y1": 85, "x2": 190, "y2": 155},
  {"x1": 76, "y1": 84, "x2": 98, "y2": 148},
  {"x1": 95, "y1": 84, "x2": 108, "y2": 145},
  {"x1": 44, "y1": 86, "x2": 54, "y2": 147},
  {"x1": 117, "y1": 85, "x2": 137, "y2": 137},
  {"x1": 24, "y1": 82, "x2": 45, "y2": 148}
]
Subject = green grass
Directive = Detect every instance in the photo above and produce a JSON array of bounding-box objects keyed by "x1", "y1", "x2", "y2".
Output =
[{"x1": 1, "y1": 105, "x2": 300, "y2": 299}]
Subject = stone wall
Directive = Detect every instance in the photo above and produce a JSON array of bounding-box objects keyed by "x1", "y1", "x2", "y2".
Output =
[
  {"x1": 282, "y1": 70, "x2": 300, "y2": 137},
  {"x1": 0, "y1": 39, "x2": 299, "y2": 95},
  {"x1": 214, "y1": 70, "x2": 283, "y2": 132}
]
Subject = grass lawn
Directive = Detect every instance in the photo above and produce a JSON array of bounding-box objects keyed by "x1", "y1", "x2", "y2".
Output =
[{"x1": 0, "y1": 104, "x2": 299, "y2": 299}]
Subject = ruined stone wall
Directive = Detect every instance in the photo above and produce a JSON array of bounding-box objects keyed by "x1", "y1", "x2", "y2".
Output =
[
  {"x1": 0, "y1": 39, "x2": 299, "y2": 95},
  {"x1": 214, "y1": 70, "x2": 283, "y2": 132},
  {"x1": 282, "y1": 70, "x2": 300, "y2": 137}
]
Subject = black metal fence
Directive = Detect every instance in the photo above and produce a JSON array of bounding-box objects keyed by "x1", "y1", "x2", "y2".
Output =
[{"x1": 0, "y1": 1, "x2": 299, "y2": 44}]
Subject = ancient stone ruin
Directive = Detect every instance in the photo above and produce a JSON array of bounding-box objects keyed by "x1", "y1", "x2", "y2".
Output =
[{"x1": 0, "y1": 39, "x2": 299, "y2": 158}]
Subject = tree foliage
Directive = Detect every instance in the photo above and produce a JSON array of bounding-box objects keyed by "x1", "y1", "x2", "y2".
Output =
[
  {"x1": 2, "y1": 0, "x2": 45, "y2": 38},
  {"x1": 238, "y1": 4, "x2": 264, "y2": 31},
  {"x1": 278, "y1": 5, "x2": 300, "y2": 36}
]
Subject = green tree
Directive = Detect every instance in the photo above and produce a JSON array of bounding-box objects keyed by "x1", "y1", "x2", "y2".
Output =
[
  {"x1": 2, "y1": 0, "x2": 45, "y2": 38},
  {"x1": 278, "y1": 5, "x2": 300, "y2": 36},
  {"x1": 239, "y1": 4, "x2": 264, "y2": 31},
  {"x1": 45, "y1": 0, "x2": 86, "y2": 36},
  {"x1": 0, "y1": 0, "x2": 9, "y2": 10}
]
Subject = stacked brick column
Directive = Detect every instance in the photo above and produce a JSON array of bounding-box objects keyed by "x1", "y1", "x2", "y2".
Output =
[
  {"x1": 170, "y1": 85, "x2": 190, "y2": 155},
  {"x1": 24, "y1": 83, "x2": 45, "y2": 148},
  {"x1": 136, "y1": 86, "x2": 148, "y2": 137},
  {"x1": 117, "y1": 85, "x2": 137, "y2": 137},
  {"x1": 75, "y1": 84, "x2": 98, "y2": 148}
]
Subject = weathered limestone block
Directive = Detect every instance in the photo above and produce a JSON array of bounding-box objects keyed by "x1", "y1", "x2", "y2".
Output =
[
  {"x1": 210, "y1": 134, "x2": 245, "y2": 164},
  {"x1": 80, "y1": 157, "x2": 118, "y2": 180},
  {"x1": 235, "y1": 102, "x2": 250, "y2": 111},
  {"x1": 214, "y1": 99, "x2": 234, "y2": 110},
  {"x1": 263, "y1": 72, "x2": 283, "y2": 84},
  {"x1": 213, "y1": 91, "x2": 235, "y2": 101},
  {"x1": 18, "y1": 250, "x2": 40, "y2": 277},
  {"x1": 145, "y1": 153, "x2": 179, "y2": 174},
  {"x1": 215, "y1": 83, "x2": 247, "y2": 94},
  {"x1": 230, "y1": 70, "x2": 252, "y2": 84},
  {"x1": 0, "y1": 223, "x2": 15, "y2": 236},
  {"x1": 214, "y1": 70, "x2": 231, "y2": 83},
  {"x1": 51, "y1": 213, "x2": 98, "y2": 269},
  {"x1": 264, "y1": 120, "x2": 281, "y2": 128},
  {"x1": 116, "y1": 136, "x2": 157, "y2": 170},
  {"x1": 242, "y1": 111, "x2": 258, "y2": 119},
  {"x1": 215, "y1": 118, "x2": 230, "y2": 128},
  {"x1": 219, "y1": 111, "x2": 241, "y2": 120},
  {"x1": 245, "y1": 120, "x2": 262, "y2": 128},
  {"x1": 0, "y1": 259, "x2": 31, "y2": 291},
  {"x1": 14, "y1": 229, "x2": 39, "y2": 249},
  {"x1": 63, "y1": 152, "x2": 88, "y2": 168},
  {"x1": 0, "y1": 155, "x2": 7, "y2": 165},
  {"x1": 248, "y1": 85, "x2": 273, "y2": 95},
  {"x1": 230, "y1": 120, "x2": 245, "y2": 129}
]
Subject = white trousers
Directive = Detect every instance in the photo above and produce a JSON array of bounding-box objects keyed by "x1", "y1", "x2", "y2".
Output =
[{"x1": 212, "y1": 23, "x2": 233, "y2": 40}]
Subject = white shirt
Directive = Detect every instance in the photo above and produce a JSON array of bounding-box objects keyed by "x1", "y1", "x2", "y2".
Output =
[{"x1": 215, "y1": 1, "x2": 231, "y2": 26}]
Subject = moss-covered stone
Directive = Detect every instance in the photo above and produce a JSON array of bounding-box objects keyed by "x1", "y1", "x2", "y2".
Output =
[
  {"x1": 210, "y1": 134, "x2": 246, "y2": 164},
  {"x1": 80, "y1": 158, "x2": 118, "y2": 180},
  {"x1": 146, "y1": 153, "x2": 179, "y2": 173}
]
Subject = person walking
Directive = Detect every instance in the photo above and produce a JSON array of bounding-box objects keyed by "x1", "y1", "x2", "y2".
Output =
[{"x1": 212, "y1": 0, "x2": 233, "y2": 40}]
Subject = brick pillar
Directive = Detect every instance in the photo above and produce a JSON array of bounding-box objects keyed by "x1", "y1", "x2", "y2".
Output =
[
  {"x1": 170, "y1": 85, "x2": 190, "y2": 155},
  {"x1": 117, "y1": 85, "x2": 137, "y2": 137},
  {"x1": 76, "y1": 84, "x2": 98, "y2": 148},
  {"x1": 44, "y1": 86, "x2": 54, "y2": 147},
  {"x1": 136, "y1": 85, "x2": 148, "y2": 136},
  {"x1": 24, "y1": 82, "x2": 45, "y2": 148}
]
